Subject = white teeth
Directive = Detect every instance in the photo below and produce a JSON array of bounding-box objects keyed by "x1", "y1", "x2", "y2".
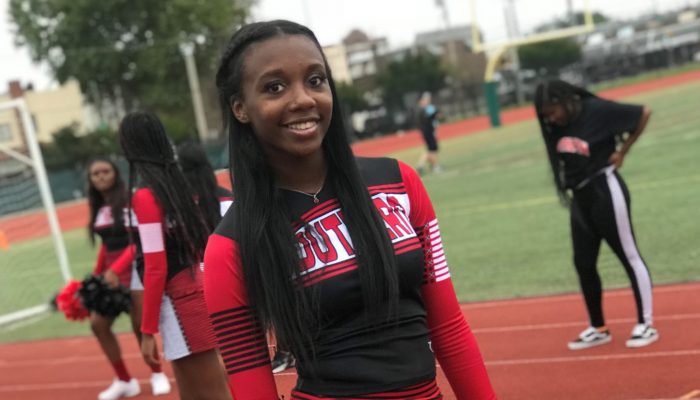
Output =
[{"x1": 288, "y1": 121, "x2": 316, "y2": 130}]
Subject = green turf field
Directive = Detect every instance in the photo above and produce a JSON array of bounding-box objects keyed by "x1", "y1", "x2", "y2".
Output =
[
  {"x1": 1, "y1": 78, "x2": 698, "y2": 343},
  {"x1": 393, "y1": 81, "x2": 700, "y2": 301}
]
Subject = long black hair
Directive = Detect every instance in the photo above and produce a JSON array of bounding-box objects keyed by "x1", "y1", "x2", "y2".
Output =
[
  {"x1": 177, "y1": 141, "x2": 222, "y2": 232},
  {"x1": 87, "y1": 158, "x2": 127, "y2": 245},
  {"x1": 119, "y1": 111, "x2": 209, "y2": 266},
  {"x1": 534, "y1": 79, "x2": 596, "y2": 204},
  {"x1": 216, "y1": 20, "x2": 400, "y2": 364}
]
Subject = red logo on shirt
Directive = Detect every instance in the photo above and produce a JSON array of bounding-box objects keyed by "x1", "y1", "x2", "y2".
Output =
[{"x1": 556, "y1": 137, "x2": 590, "y2": 156}]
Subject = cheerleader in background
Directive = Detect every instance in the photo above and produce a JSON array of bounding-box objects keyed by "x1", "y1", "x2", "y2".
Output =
[
  {"x1": 86, "y1": 158, "x2": 171, "y2": 400},
  {"x1": 119, "y1": 112, "x2": 231, "y2": 399}
]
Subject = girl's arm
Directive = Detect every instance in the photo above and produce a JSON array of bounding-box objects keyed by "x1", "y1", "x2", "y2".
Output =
[
  {"x1": 400, "y1": 161, "x2": 496, "y2": 399},
  {"x1": 107, "y1": 244, "x2": 136, "y2": 275},
  {"x1": 92, "y1": 244, "x2": 107, "y2": 275},
  {"x1": 609, "y1": 106, "x2": 652, "y2": 169},
  {"x1": 204, "y1": 233, "x2": 278, "y2": 399},
  {"x1": 132, "y1": 189, "x2": 168, "y2": 335}
]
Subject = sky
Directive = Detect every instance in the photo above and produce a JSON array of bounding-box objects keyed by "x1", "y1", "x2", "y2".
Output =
[{"x1": 1, "y1": 0, "x2": 698, "y2": 91}]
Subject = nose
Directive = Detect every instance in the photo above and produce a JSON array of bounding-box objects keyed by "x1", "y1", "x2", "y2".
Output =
[{"x1": 289, "y1": 84, "x2": 315, "y2": 111}]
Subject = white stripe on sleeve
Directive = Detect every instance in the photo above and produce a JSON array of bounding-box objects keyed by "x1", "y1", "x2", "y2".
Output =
[{"x1": 138, "y1": 223, "x2": 165, "y2": 254}]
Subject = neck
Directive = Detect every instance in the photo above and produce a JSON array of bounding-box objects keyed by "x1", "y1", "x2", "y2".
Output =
[
  {"x1": 101, "y1": 190, "x2": 114, "y2": 204},
  {"x1": 271, "y1": 151, "x2": 327, "y2": 193}
]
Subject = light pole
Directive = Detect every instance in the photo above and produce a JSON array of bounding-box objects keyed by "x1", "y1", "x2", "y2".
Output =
[
  {"x1": 503, "y1": 0, "x2": 525, "y2": 104},
  {"x1": 179, "y1": 42, "x2": 209, "y2": 141}
]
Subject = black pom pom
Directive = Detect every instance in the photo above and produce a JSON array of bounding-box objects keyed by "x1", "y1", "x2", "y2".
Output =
[{"x1": 78, "y1": 275, "x2": 131, "y2": 318}]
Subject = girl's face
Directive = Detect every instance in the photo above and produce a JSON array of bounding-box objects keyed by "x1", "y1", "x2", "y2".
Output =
[
  {"x1": 541, "y1": 102, "x2": 569, "y2": 127},
  {"x1": 232, "y1": 34, "x2": 333, "y2": 162},
  {"x1": 89, "y1": 161, "x2": 116, "y2": 193}
]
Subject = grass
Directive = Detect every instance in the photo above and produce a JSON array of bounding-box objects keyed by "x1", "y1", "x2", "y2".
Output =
[
  {"x1": 392, "y1": 81, "x2": 700, "y2": 301},
  {"x1": 0, "y1": 229, "x2": 133, "y2": 342},
  {"x1": 1, "y1": 78, "x2": 699, "y2": 343}
]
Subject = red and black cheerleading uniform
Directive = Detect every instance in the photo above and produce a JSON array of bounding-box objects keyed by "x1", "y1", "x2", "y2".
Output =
[
  {"x1": 554, "y1": 97, "x2": 653, "y2": 328},
  {"x1": 130, "y1": 188, "x2": 217, "y2": 361},
  {"x1": 92, "y1": 205, "x2": 134, "y2": 287},
  {"x1": 204, "y1": 158, "x2": 495, "y2": 399}
]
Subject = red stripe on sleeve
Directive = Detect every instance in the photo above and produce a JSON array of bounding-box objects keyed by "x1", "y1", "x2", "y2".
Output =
[{"x1": 204, "y1": 233, "x2": 279, "y2": 399}]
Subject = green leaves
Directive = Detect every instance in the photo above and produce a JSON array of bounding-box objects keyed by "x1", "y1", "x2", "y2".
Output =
[
  {"x1": 376, "y1": 52, "x2": 447, "y2": 110},
  {"x1": 10, "y1": 0, "x2": 250, "y2": 140}
]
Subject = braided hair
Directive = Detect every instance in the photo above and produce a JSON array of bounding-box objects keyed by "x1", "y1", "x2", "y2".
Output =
[
  {"x1": 87, "y1": 158, "x2": 127, "y2": 245},
  {"x1": 119, "y1": 111, "x2": 209, "y2": 266},
  {"x1": 177, "y1": 141, "x2": 222, "y2": 232},
  {"x1": 216, "y1": 20, "x2": 400, "y2": 366},
  {"x1": 534, "y1": 79, "x2": 596, "y2": 205}
]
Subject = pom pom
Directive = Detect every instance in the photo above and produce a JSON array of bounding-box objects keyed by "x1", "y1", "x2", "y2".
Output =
[
  {"x1": 55, "y1": 280, "x2": 89, "y2": 321},
  {"x1": 79, "y1": 275, "x2": 131, "y2": 318}
]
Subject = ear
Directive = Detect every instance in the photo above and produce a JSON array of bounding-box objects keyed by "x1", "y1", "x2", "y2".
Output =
[{"x1": 232, "y1": 99, "x2": 249, "y2": 124}]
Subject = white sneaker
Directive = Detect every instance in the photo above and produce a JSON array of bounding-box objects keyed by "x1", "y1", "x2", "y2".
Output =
[
  {"x1": 567, "y1": 326, "x2": 612, "y2": 350},
  {"x1": 150, "y1": 372, "x2": 172, "y2": 396},
  {"x1": 626, "y1": 324, "x2": 659, "y2": 348},
  {"x1": 98, "y1": 378, "x2": 141, "y2": 400}
]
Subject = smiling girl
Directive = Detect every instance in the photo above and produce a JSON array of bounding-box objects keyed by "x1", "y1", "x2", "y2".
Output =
[{"x1": 203, "y1": 20, "x2": 496, "y2": 400}]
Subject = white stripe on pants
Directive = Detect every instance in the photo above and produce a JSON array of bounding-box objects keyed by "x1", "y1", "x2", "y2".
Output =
[{"x1": 606, "y1": 169, "x2": 653, "y2": 325}]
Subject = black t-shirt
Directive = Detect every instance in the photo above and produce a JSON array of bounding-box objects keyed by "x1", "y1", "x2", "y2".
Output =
[
  {"x1": 553, "y1": 97, "x2": 643, "y2": 188},
  {"x1": 419, "y1": 104, "x2": 438, "y2": 134}
]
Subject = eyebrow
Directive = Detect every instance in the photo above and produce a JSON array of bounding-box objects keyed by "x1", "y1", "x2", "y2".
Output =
[{"x1": 256, "y1": 62, "x2": 327, "y2": 82}]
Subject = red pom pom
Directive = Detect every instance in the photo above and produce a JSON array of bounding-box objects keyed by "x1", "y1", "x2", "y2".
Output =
[{"x1": 56, "y1": 280, "x2": 89, "y2": 321}]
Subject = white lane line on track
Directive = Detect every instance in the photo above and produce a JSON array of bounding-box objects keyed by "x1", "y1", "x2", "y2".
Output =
[
  {"x1": 486, "y1": 349, "x2": 700, "y2": 367},
  {"x1": 3, "y1": 312, "x2": 699, "y2": 369},
  {"x1": 460, "y1": 283, "x2": 700, "y2": 310},
  {"x1": 472, "y1": 313, "x2": 700, "y2": 334},
  {"x1": 0, "y1": 376, "x2": 175, "y2": 392}
]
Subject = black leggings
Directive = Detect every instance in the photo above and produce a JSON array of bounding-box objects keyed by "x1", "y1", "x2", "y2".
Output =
[{"x1": 570, "y1": 167, "x2": 653, "y2": 328}]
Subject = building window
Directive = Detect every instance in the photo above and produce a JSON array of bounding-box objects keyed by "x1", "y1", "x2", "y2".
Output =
[{"x1": 0, "y1": 124, "x2": 13, "y2": 143}]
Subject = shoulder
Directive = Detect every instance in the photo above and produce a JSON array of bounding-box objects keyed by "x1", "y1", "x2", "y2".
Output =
[
  {"x1": 132, "y1": 187, "x2": 156, "y2": 203},
  {"x1": 355, "y1": 157, "x2": 421, "y2": 188},
  {"x1": 355, "y1": 157, "x2": 403, "y2": 186}
]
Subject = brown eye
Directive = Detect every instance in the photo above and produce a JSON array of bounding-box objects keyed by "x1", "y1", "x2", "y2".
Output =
[
  {"x1": 309, "y1": 75, "x2": 327, "y2": 87},
  {"x1": 266, "y1": 82, "x2": 284, "y2": 94}
]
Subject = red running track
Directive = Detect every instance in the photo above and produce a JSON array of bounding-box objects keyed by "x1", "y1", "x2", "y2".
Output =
[
  {"x1": 1, "y1": 282, "x2": 698, "y2": 399},
  {"x1": 3, "y1": 69, "x2": 700, "y2": 244}
]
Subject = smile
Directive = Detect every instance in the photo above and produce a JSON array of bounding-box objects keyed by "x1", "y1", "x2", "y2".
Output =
[{"x1": 286, "y1": 120, "x2": 318, "y2": 131}]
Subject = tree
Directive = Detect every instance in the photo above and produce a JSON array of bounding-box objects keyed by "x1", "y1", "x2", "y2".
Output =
[
  {"x1": 518, "y1": 38, "x2": 581, "y2": 73},
  {"x1": 10, "y1": 0, "x2": 251, "y2": 141},
  {"x1": 534, "y1": 11, "x2": 610, "y2": 32},
  {"x1": 376, "y1": 52, "x2": 447, "y2": 111},
  {"x1": 335, "y1": 82, "x2": 368, "y2": 114},
  {"x1": 41, "y1": 124, "x2": 120, "y2": 169},
  {"x1": 517, "y1": 11, "x2": 609, "y2": 74}
]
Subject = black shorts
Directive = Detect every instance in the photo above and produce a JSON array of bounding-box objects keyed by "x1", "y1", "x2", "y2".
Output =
[{"x1": 421, "y1": 129, "x2": 438, "y2": 152}]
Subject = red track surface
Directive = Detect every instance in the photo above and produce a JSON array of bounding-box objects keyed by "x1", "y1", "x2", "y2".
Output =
[
  {"x1": 3, "y1": 69, "x2": 700, "y2": 244},
  {"x1": 1, "y1": 282, "x2": 698, "y2": 399}
]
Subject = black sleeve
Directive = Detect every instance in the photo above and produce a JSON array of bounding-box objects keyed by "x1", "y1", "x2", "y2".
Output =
[{"x1": 597, "y1": 99, "x2": 644, "y2": 136}]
